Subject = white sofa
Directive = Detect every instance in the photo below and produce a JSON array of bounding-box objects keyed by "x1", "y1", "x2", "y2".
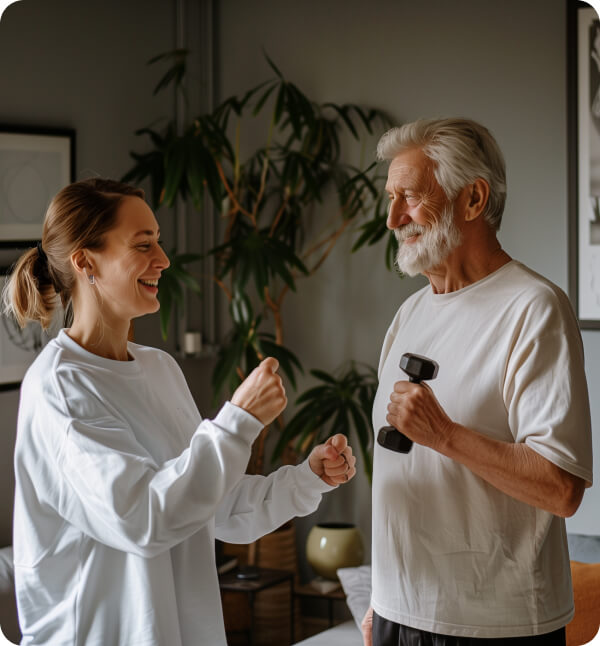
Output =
[{"x1": 294, "y1": 620, "x2": 362, "y2": 646}]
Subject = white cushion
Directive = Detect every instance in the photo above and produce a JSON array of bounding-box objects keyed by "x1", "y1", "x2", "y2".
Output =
[
  {"x1": 293, "y1": 620, "x2": 361, "y2": 645},
  {"x1": 336, "y1": 564, "x2": 371, "y2": 631},
  {"x1": 0, "y1": 546, "x2": 14, "y2": 592}
]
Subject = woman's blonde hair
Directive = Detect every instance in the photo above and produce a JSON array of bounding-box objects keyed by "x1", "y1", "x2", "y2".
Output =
[{"x1": 2, "y1": 178, "x2": 144, "y2": 329}]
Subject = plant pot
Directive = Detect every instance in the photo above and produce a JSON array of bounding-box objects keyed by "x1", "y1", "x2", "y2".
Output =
[{"x1": 305, "y1": 522, "x2": 364, "y2": 580}]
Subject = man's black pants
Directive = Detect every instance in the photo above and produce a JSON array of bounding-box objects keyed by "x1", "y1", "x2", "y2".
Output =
[{"x1": 373, "y1": 610, "x2": 566, "y2": 646}]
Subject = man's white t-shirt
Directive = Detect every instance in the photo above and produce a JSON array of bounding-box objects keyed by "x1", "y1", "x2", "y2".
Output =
[
  {"x1": 13, "y1": 330, "x2": 333, "y2": 646},
  {"x1": 371, "y1": 260, "x2": 593, "y2": 638}
]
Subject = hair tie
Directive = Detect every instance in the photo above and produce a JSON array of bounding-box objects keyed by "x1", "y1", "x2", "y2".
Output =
[{"x1": 36, "y1": 241, "x2": 48, "y2": 266}]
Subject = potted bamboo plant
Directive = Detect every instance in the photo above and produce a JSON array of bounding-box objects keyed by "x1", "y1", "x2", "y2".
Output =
[{"x1": 123, "y1": 50, "x2": 396, "y2": 482}]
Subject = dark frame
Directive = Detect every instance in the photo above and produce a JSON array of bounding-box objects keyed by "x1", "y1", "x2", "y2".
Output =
[
  {"x1": 567, "y1": 1, "x2": 600, "y2": 328},
  {"x1": 0, "y1": 124, "x2": 75, "y2": 390},
  {"x1": 0, "y1": 124, "x2": 75, "y2": 242}
]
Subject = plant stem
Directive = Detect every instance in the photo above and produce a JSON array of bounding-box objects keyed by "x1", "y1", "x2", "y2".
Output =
[
  {"x1": 213, "y1": 276, "x2": 232, "y2": 301},
  {"x1": 252, "y1": 113, "x2": 276, "y2": 222},
  {"x1": 268, "y1": 195, "x2": 290, "y2": 237},
  {"x1": 214, "y1": 160, "x2": 253, "y2": 219},
  {"x1": 264, "y1": 287, "x2": 284, "y2": 345}
]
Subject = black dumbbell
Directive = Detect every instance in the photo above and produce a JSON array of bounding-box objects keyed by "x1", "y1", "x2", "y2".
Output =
[{"x1": 377, "y1": 353, "x2": 439, "y2": 453}]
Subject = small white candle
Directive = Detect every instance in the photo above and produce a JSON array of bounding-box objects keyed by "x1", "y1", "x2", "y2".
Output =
[{"x1": 183, "y1": 331, "x2": 202, "y2": 356}]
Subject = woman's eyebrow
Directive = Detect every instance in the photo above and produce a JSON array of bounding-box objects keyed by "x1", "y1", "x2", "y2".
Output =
[{"x1": 133, "y1": 229, "x2": 160, "y2": 238}]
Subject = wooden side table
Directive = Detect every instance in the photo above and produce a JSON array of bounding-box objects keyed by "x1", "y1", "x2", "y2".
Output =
[
  {"x1": 219, "y1": 567, "x2": 295, "y2": 645},
  {"x1": 294, "y1": 582, "x2": 347, "y2": 628}
]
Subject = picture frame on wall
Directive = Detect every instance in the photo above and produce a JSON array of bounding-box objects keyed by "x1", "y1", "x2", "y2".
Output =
[
  {"x1": 0, "y1": 125, "x2": 74, "y2": 389},
  {"x1": 0, "y1": 125, "x2": 75, "y2": 242},
  {"x1": 568, "y1": 1, "x2": 600, "y2": 328}
]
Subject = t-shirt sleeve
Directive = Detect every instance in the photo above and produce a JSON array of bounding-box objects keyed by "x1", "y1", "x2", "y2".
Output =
[{"x1": 503, "y1": 307, "x2": 593, "y2": 486}]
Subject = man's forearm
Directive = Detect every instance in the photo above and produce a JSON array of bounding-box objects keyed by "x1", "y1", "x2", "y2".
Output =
[{"x1": 438, "y1": 423, "x2": 585, "y2": 517}]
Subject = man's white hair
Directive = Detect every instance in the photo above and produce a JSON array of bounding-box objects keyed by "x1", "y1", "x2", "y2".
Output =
[{"x1": 377, "y1": 118, "x2": 507, "y2": 231}]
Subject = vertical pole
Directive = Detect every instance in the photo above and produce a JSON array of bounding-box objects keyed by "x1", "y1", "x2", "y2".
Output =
[{"x1": 173, "y1": 0, "x2": 187, "y2": 355}]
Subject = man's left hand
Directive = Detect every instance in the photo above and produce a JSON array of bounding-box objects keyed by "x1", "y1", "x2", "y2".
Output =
[{"x1": 308, "y1": 434, "x2": 356, "y2": 486}]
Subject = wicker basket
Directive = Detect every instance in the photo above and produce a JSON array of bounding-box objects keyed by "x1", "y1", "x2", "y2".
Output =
[{"x1": 252, "y1": 522, "x2": 300, "y2": 645}]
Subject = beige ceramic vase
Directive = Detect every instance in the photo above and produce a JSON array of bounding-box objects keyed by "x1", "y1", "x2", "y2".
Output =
[{"x1": 305, "y1": 522, "x2": 365, "y2": 580}]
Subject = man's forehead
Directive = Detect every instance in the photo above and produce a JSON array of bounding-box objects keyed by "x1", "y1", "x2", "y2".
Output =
[{"x1": 385, "y1": 150, "x2": 431, "y2": 190}]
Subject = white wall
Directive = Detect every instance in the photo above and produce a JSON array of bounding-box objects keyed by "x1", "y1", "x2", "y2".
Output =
[{"x1": 216, "y1": 0, "x2": 600, "y2": 558}]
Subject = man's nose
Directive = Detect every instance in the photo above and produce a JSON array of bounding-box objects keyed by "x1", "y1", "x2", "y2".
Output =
[{"x1": 386, "y1": 198, "x2": 412, "y2": 230}]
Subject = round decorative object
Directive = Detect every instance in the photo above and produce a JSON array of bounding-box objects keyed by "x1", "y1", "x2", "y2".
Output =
[{"x1": 305, "y1": 522, "x2": 365, "y2": 580}]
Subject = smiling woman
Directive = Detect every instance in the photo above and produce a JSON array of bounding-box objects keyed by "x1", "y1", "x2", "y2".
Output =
[
  {"x1": 66, "y1": 194, "x2": 170, "y2": 361},
  {"x1": 0, "y1": 177, "x2": 357, "y2": 646}
]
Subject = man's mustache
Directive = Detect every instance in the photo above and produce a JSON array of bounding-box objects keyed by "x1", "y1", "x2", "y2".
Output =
[{"x1": 394, "y1": 222, "x2": 427, "y2": 243}]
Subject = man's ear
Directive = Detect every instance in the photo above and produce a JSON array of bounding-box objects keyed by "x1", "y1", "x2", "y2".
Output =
[{"x1": 464, "y1": 178, "x2": 490, "y2": 222}]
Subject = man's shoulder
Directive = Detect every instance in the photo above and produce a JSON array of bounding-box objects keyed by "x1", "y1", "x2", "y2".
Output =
[
  {"x1": 385, "y1": 284, "x2": 431, "y2": 333},
  {"x1": 502, "y1": 261, "x2": 574, "y2": 316}
]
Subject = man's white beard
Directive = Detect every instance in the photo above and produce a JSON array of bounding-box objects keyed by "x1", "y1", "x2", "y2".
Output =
[{"x1": 394, "y1": 203, "x2": 462, "y2": 276}]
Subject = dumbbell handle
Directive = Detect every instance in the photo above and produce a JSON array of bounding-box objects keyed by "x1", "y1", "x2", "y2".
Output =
[
  {"x1": 377, "y1": 375, "x2": 420, "y2": 454},
  {"x1": 377, "y1": 353, "x2": 438, "y2": 454}
]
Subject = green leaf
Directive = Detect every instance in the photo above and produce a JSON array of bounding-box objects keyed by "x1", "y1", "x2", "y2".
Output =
[
  {"x1": 324, "y1": 103, "x2": 359, "y2": 139},
  {"x1": 147, "y1": 48, "x2": 189, "y2": 65},
  {"x1": 158, "y1": 287, "x2": 172, "y2": 340},
  {"x1": 163, "y1": 137, "x2": 187, "y2": 206},
  {"x1": 273, "y1": 82, "x2": 286, "y2": 125},
  {"x1": 212, "y1": 335, "x2": 245, "y2": 403},
  {"x1": 263, "y1": 50, "x2": 284, "y2": 78},
  {"x1": 253, "y1": 81, "x2": 278, "y2": 116},
  {"x1": 148, "y1": 49, "x2": 189, "y2": 96},
  {"x1": 230, "y1": 290, "x2": 254, "y2": 332},
  {"x1": 309, "y1": 369, "x2": 338, "y2": 384}
]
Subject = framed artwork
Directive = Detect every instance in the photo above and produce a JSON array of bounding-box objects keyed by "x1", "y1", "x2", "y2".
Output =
[
  {"x1": 568, "y1": 1, "x2": 600, "y2": 327},
  {"x1": 0, "y1": 125, "x2": 75, "y2": 242},
  {"x1": 0, "y1": 125, "x2": 74, "y2": 388}
]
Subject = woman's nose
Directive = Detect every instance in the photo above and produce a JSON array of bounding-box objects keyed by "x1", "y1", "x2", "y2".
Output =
[{"x1": 154, "y1": 244, "x2": 170, "y2": 270}]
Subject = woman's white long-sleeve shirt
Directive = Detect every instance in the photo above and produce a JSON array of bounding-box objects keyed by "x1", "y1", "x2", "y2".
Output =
[{"x1": 13, "y1": 330, "x2": 333, "y2": 645}]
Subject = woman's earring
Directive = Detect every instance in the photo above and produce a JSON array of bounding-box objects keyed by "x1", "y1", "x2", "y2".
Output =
[{"x1": 88, "y1": 274, "x2": 95, "y2": 285}]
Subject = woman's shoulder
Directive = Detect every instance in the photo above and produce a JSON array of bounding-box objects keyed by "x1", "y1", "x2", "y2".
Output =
[{"x1": 127, "y1": 342, "x2": 186, "y2": 381}]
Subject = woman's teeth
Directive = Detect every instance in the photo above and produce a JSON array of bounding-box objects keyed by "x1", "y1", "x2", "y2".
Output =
[{"x1": 139, "y1": 279, "x2": 158, "y2": 287}]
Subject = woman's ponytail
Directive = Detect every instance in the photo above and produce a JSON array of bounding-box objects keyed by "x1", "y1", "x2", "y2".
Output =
[{"x1": 2, "y1": 244, "x2": 60, "y2": 329}]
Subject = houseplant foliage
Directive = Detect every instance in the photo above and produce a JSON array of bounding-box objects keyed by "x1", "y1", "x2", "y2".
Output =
[{"x1": 123, "y1": 50, "x2": 395, "y2": 479}]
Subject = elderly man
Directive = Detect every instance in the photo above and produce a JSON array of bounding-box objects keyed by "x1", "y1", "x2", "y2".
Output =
[{"x1": 363, "y1": 118, "x2": 593, "y2": 646}]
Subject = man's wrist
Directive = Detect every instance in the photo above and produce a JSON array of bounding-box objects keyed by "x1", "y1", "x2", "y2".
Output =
[{"x1": 437, "y1": 420, "x2": 462, "y2": 456}]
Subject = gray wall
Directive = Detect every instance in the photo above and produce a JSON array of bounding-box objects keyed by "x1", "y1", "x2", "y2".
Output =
[
  {"x1": 0, "y1": 0, "x2": 218, "y2": 548},
  {"x1": 216, "y1": 0, "x2": 600, "y2": 552},
  {"x1": 0, "y1": 0, "x2": 597, "y2": 556},
  {"x1": 0, "y1": 0, "x2": 177, "y2": 546}
]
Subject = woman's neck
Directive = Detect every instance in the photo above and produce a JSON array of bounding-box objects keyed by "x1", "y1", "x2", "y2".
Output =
[{"x1": 67, "y1": 318, "x2": 131, "y2": 361}]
